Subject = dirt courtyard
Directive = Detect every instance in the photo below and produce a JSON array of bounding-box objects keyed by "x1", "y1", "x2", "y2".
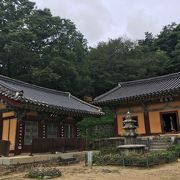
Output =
[{"x1": 0, "y1": 162, "x2": 180, "y2": 180}]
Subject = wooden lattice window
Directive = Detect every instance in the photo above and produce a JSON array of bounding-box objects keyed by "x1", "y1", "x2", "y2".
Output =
[{"x1": 24, "y1": 121, "x2": 38, "y2": 145}]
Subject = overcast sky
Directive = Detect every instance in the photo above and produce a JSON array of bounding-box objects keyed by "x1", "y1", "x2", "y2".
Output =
[{"x1": 32, "y1": 0, "x2": 180, "y2": 47}]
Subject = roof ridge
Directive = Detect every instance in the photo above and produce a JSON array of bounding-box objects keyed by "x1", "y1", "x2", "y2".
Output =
[
  {"x1": 119, "y1": 72, "x2": 180, "y2": 86},
  {"x1": 0, "y1": 75, "x2": 70, "y2": 97},
  {"x1": 94, "y1": 85, "x2": 120, "y2": 101},
  {"x1": 0, "y1": 75, "x2": 103, "y2": 116},
  {"x1": 94, "y1": 71, "x2": 180, "y2": 103},
  {"x1": 0, "y1": 80, "x2": 19, "y2": 93},
  {"x1": 71, "y1": 95, "x2": 101, "y2": 111}
]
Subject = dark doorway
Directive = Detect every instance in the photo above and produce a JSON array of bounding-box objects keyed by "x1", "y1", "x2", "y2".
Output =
[{"x1": 161, "y1": 112, "x2": 179, "y2": 133}]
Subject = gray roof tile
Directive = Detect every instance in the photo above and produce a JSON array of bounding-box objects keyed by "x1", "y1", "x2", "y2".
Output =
[
  {"x1": 0, "y1": 75, "x2": 103, "y2": 116},
  {"x1": 94, "y1": 72, "x2": 180, "y2": 105}
]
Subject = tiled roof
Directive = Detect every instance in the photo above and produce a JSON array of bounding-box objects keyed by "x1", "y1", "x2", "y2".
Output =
[
  {"x1": 0, "y1": 75, "x2": 103, "y2": 116},
  {"x1": 94, "y1": 72, "x2": 180, "y2": 105}
]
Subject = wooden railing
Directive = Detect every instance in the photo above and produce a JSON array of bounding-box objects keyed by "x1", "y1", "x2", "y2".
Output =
[{"x1": 31, "y1": 138, "x2": 87, "y2": 154}]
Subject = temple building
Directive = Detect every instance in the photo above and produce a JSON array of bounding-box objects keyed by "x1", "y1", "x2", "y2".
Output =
[
  {"x1": 94, "y1": 72, "x2": 180, "y2": 136},
  {"x1": 0, "y1": 75, "x2": 103, "y2": 155}
]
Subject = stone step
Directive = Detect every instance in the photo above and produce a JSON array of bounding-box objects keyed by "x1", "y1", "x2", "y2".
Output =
[
  {"x1": 150, "y1": 146, "x2": 168, "y2": 149},
  {"x1": 148, "y1": 136, "x2": 174, "y2": 151},
  {"x1": 151, "y1": 142, "x2": 170, "y2": 145},
  {"x1": 150, "y1": 148, "x2": 167, "y2": 151},
  {"x1": 150, "y1": 145, "x2": 169, "y2": 149},
  {"x1": 151, "y1": 139, "x2": 171, "y2": 142},
  {"x1": 150, "y1": 142, "x2": 170, "y2": 145},
  {"x1": 150, "y1": 143, "x2": 169, "y2": 147},
  {"x1": 151, "y1": 136, "x2": 171, "y2": 140}
]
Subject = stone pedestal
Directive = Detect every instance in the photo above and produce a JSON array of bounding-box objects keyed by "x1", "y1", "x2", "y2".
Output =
[{"x1": 117, "y1": 144, "x2": 146, "y2": 155}]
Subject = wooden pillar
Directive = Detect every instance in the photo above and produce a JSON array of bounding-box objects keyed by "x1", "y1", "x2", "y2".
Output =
[
  {"x1": 74, "y1": 117, "x2": 82, "y2": 138},
  {"x1": 38, "y1": 120, "x2": 45, "y2": 138},
  {"x1": 144, "y1": 111, "x2": 151, "y2": 136},
  {"x1": 60, "y1": 124, "x2": 64, "y2": 138},
  {"x1": 14, "y1": 118, "x2": 24, "y2": 155},
  {"x1": 73, "y1": 124, "x2": 77, "y2": 138},
  {"x1": 14, "y1": 110, "x2": 26, "y2": 155},
  {"x1": 141, "y1": 101, "x2": 151, "y2": 136},
  {"x1": 0, "y1": 113, "x2": 2, "y2": 140},
  {"x1": 114, "y1": 112, "x2": 118, "y2": 137},
  {"x1": 76, "y1": 127, "x2": 80, "y2": 137},
  {"x1": 42, "y1": 123, "x2": 46, "y2": 138}
]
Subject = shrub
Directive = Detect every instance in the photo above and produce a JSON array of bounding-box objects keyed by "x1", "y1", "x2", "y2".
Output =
[
  {"x1": 168, "y1": 144, "x2": 180, "y2": 157},
  {"x1": 93, "y1": 146, "x2": 179, "y2": 167},
  {"x1": 77, "y1": 107, "x2": 114, "y2": 140},
  {"x1": 123, "y1": 153, "x2": 147, "y2": 166},
  {"x1": 27, "y1": 167, "x2": 61, "y2": 179},
  {"x1": 100, "y1": 147, "x2": 118, "y2": 155}
]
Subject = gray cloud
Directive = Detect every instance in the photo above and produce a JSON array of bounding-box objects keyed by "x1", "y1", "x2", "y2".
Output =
[
  {"x1": 33, "y1": 0, "x2": 113, "y2": 46},
  {"x1": 32, "y1": 0, "x2": 180, "y2": 46},
  {"x1": 126, "y1": 10, "x2": 160, "y2": 39}
]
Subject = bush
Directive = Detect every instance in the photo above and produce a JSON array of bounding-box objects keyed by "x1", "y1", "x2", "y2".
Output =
[
  {"x1": 93, "y1": 146, "x2": 179, "y2": 167},
  {"x1": 27, "y1": 167, "x2": 61, "y2": 179},
  {"x1": 168, "y1": 144, "x2": 180, "y2": 157},
  {"x1": 93, "y1": 153, "x2": 122, "y2": 165},
  {"x1": 77, "y1": 107, "x2": 114, "y2": 140},
  {"x1": 100, "y1": 147, "x2": 118, "y2": 155}
]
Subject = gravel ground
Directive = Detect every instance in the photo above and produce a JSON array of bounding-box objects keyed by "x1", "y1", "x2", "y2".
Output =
[{"x1": 0, "y1": 161, "x2": 180, "y2": 180}]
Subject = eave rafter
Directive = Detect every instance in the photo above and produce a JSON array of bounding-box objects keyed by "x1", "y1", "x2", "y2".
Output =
[
  {"x1": 0, "y1": 87, "x2": 103, "y2": 117},
  {"x1": 94, "y1": 88, "x2": 180, "y2": 106}
]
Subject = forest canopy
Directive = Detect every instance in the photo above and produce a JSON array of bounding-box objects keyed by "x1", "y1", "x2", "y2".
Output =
[{"x1": 0, "y1": 0, "x2": 180, "y2": 98}]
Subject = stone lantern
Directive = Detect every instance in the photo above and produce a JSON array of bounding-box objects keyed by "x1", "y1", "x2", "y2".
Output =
[
  {"x1": 123, "y1": 111, "x2": 137, "y2": 145},
  {"x1": 117, "y1": 111, "x2": 146, "y2": 155}
]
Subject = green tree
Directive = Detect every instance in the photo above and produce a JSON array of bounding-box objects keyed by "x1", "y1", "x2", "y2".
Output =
[
  {"x1": 29, "y1": 11, "x2": 88, "y2": 95},
  {"x1": 0, "y1": 0, "x2": 89, "y2": 97},
  {"x1": 87, "y1": 38, "x2": 136, "y2": 96},
  {"x1": 0, "y1": 0, "x2": 37, "y2": 78},
  {"x1": 155, "y1": 23, "x2": 179, "y2": 56},
  {"x1": 87, "y1": 36, "x2": 170, "y2": 97},
  {"x1": 167, "y1": 41, "x2": 180, "y2": 72}
]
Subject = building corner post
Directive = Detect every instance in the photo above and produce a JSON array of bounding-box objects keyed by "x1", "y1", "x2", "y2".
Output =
[
  {"x1": 114, "y1": 109, "x2": 118, "y2": 137},
  {"x1": 0, "y1": 112, "x2": 2, "y2": 140}
]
